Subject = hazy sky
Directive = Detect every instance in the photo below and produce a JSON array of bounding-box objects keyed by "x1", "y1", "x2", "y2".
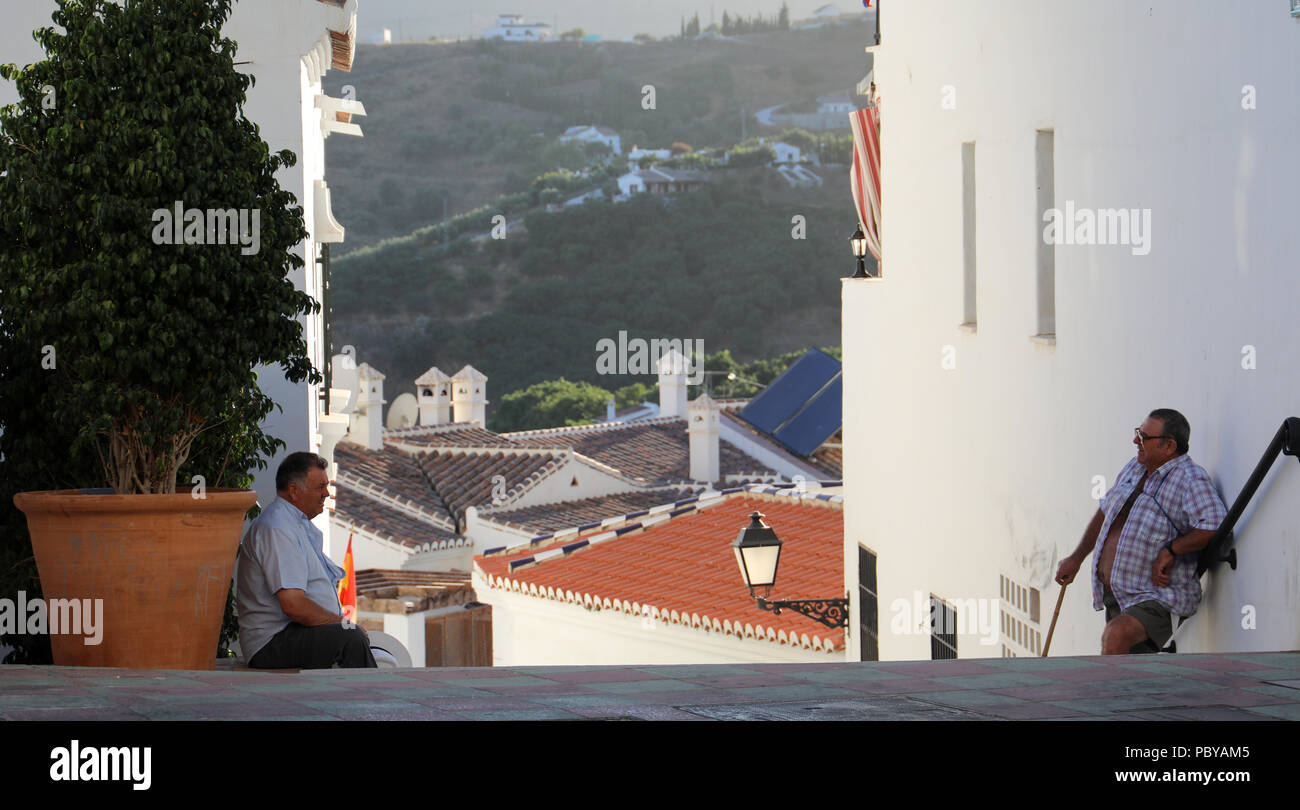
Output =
[{"x1": 356, "y1": 0, "x2": 868, "y2": 42}]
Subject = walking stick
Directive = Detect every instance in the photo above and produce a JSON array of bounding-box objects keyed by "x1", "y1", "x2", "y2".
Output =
[{"x1": 1041, "y1": 583, "x2": 1067, "y2": 657}]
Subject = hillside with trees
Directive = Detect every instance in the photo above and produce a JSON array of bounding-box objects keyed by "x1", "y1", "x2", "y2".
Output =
[
  {"x1": 323, "y1": 16, "x2": 874, "y2": 415},
  {"x1": 322, "y1": 20, "x2": 873, "y2": 252}
]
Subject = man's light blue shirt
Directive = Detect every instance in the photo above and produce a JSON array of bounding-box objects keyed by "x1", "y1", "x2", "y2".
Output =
[{"x1": 236, "y1": 495, "x2": 345, "y2": 662}]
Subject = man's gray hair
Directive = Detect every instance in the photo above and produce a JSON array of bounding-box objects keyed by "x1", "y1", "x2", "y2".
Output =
[
  {"x1": 1150, "y1": 408, "x2": 1190, "y2": 455},
  {"x1": 275, "y1": 452, "x2": 328, "y2": 492}
]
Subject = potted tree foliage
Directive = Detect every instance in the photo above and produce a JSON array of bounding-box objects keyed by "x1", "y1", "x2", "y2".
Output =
[{"x1": 0, "y1": 0, "x2": 321, "y2": 669}]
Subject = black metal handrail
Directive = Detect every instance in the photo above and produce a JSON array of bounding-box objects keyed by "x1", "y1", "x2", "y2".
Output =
[{"x1": 1195, "y1": 417, "x2": 1300, "y2": 577}]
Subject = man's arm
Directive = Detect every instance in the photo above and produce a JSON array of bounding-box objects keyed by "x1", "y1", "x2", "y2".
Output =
[
  {"x1": 277, "y1": 589, "x2": 345, "y2": 627},
  {"x1": 1150, "y1": 528, "x2": 1217, "y2": 587},
  {"x1": 1055, "y1": 508, "x2": 1105, "y2": 585},
  {"x1": 1153, "y1": 467, "x2": 1230, "y2": 586}
]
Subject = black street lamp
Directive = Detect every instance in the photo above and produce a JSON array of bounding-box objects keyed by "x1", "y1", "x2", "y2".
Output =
[
  {"x1": 849, "y1": 225, "x2": 872, "y2": 278},
  {"x1": 732, "y1": 512, "x2": 849, "y2": 629}
]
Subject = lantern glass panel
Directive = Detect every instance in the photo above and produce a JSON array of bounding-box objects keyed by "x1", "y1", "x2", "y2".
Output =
[{"x1": 739, "y1": 543, "x2": 780, "y2": 589}]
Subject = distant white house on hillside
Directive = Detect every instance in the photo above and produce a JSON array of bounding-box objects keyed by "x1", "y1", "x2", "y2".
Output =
[
  {"x1": 484, "y1": 13, "x2": 551, "y2": 42},
  {"x1": 817, "y1": 94, "x2": 855, "y2": 114},
  {"x1": 615, "y1": 167, "x2": 707, "y2": 200},
  {"x1": 560, "y1": 124, "x2": 621, "y2": 155},
  {"x1": 771, "y1": 142, "x2": 804, "y2": 165},
  {"x1": 627, "y1": 145, "x2": 671, "y2": 171}
]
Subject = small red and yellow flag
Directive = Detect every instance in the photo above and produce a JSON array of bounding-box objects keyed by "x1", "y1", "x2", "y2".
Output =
[{"x1": 338, "y1": 533, "x2": 357, "y2": 622}]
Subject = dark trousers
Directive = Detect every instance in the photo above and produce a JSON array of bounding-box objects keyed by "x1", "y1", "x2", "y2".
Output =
[{"x1": 248, "y1": 622, "x2": 377, "y2": 669}]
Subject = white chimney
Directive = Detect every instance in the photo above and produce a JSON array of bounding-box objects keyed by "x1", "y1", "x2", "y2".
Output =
[
  {"x1": 452, "y1": 365, "x2": 488, "y2": 427},
  {"x1": 351, "y1": 362, "x2": 386, "y2": 451},
  {"x1": 687, "y1": 394, "x2": 720, "y2": 484},
  {"x1": 606, "y1": 397, "x2": 616, "y2": 422},
  {"x1": 415, "y1": 366, "x2": 452, "y2": 426},
  {"x1": 657, "y1": 349, "x2": 689, "y2": 419}
]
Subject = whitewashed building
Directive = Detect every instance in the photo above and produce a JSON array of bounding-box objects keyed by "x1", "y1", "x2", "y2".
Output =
[
  {"x1": 627, "y1": 145, "x2": 672, "y2": 171},
  {"x1": 559, "y1": 124, "x2": 622, "y2": 155},
  {"x1": 474, "y1": 487, "x2": 848, "y2": 666},
  {"x1": 842, "y1": 1, "x2": 1300, "y2": 662},
  {"x1": 616, "y1": 170, "x2": 647, "y2": 198},
  {"x1": 484, "y1": 13, "x2": 551, "y2": 42},
  {"x1": 326, "y1": 352, "x2": 841, "y2": 573},
  {"x1": 771, "y1": 141, "x2": 803, "y2": 164},
  {"x1": 816, "y1": 95, "x2": 855, "y2": 114}
]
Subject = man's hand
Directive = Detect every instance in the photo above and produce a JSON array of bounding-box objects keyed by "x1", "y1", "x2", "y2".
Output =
[
  {"x1": 1058, "y1": 509, "x2": 1105, "y2": 586},
  {"x1": 1151, "y1": 549, "x2": 1174, "y2": 587},
  {"x1": 341, "y1": 608, "x2": 369, "y2": 639},
  {"x1": 1055, "y1": 554, "x2": 1082, "y2": 586}
]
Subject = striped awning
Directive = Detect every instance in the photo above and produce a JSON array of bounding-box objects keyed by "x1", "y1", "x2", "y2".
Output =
[{"x1": 849, "y1": 100, "x2": 882, "y2": 264}]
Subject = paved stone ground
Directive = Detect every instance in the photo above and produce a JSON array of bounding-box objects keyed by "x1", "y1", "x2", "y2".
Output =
[{"x1": 2, "y1": 651, "x2": 1298, "y2": 721}]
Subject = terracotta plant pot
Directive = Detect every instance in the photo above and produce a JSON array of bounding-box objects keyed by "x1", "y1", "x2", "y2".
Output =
[{"x1": 13, "y1": 488, "x2": 258, "y2": 670}]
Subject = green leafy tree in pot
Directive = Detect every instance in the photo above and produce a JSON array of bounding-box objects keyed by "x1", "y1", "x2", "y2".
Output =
[{"x1": 0, "y1": 0, "x2": 322, "y2": 659}]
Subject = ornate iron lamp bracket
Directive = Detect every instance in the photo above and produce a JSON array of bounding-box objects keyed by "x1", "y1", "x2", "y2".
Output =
[{"x1": 755, "y1": 596, "x2": 850, "y2": 629}]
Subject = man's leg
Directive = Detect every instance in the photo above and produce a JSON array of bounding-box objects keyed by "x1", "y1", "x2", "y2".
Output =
[
  {"x1": 249, "y1": 623, "x2": 377, "y2": 669},
  {"x1": 1101, "y1": 613, "x2": 1149, "y2": 655},
  {"x1": 1123, "y1": 600, "x2": 1173, "y2": 654},
  {"x1": 1100, "y1": 586, "x2": 1171, "y2": 655},
  {"x1": 1101, "y1": 584, "x2": 1147, "y2": 654}
]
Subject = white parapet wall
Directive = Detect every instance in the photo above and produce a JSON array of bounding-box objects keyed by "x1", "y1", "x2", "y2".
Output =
[{"x1": 475, "y1": 573, "x2": 843, "y2": 666}]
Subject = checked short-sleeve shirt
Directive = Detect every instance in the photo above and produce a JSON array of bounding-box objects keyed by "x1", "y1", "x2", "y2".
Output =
[{"x1": 1092, "y1": 454, "x2": 1227, "y2": 618}]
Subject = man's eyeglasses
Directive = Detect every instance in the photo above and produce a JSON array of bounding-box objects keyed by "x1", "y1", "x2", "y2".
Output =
[{"x1": 1134, "y1": 428, "x2": 1171, "y2": 444}]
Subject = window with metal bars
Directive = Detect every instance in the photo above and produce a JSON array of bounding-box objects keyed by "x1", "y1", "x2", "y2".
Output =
[
  {"x1": 858, "y1": 545, "x2": 879, "y2": 661},
  {"x1": 930, "y1": 595, "x2": 958, "y2": 660}
]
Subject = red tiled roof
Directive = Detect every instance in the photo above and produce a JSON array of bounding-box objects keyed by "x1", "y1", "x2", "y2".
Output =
[
  {"x1": 334, "y1": 441, "x2": 452, "y2": 523},
  {"x1": 328, "y1": 25, "x2": 354, "y2": 72},
  {"x1": 481, "y1": 488, "x2": 698, "y2": 533},
  {"x1": 809, "y1": 430, "x2": 843, "y2": 478},
  {"x1": 387, "y1": 424, "x2": 518, "y2": 448},
  {"x1": 476, "y1": 494, "x2": 844, "y2": 652},
  {"x1": 333, "y1": 482, "x2": 463, "y2": 552},
  {"x1": 417, "y1": 450, "x2": 565, "y2": 525},
  {"x1": 505, "y1": 419, "x2": 776, "y2": 485}
]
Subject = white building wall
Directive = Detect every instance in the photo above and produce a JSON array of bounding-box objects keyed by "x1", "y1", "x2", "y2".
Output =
[
  {"x1": 719, "y1": 420, "x2": 828, "y2": 482},
  {"x1": 505, "y1": 456, "x2": 640, "y2": 509},
  {"x1": 404, "y1": 546, "x2": 474, "y2": 572},
  {"x1": 843, "y1": 0, "x2": 1300, "y2": 661},
  {"x1": 475, "y1": 574, "x2": 842, "y2": 666},
  {"x1": 464, "y1": 517, "x2": 536, "y2": 555},
  {"x1": 334, "y1": 527, "x2": 414, "y2": 571}
]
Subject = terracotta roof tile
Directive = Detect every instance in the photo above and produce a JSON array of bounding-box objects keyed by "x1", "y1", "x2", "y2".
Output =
[
  {"x1": 481, "y1": 488, "x2": 698, "y2": 533},
  {"x1": 504, "y1": 419, "x2": 775, "y2": 485},
  {"x1": 334, "y1": 441, "x2": 452, "y2": 523},
  {"x1": 476, "y1": 494, "x2": 844, "y2": 652},
  {"x1": 333, "y1": 482, "x2": 462, "y2": 551},
  {"x1": 386, "y1": 424, "x2": 517, "y2": 448},
  {"x1": 417, "y1": 450, "x2": 565, "y2": 525},
  {"x1": 809, "y1": 430, "x2": 843, "y2": 478}
]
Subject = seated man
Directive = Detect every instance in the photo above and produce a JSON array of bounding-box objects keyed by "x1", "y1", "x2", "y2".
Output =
[{"x1": 236, "y1": 452, "x2": 375, "y2": 669}]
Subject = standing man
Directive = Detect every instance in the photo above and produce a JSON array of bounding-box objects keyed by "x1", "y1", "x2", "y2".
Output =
[
  {"x1": 237, "y1": 452, "x2": 376, "y2": 669},
  {"x1": 1056, "y1": 409, "x2": 1227, "y2": 654}
]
